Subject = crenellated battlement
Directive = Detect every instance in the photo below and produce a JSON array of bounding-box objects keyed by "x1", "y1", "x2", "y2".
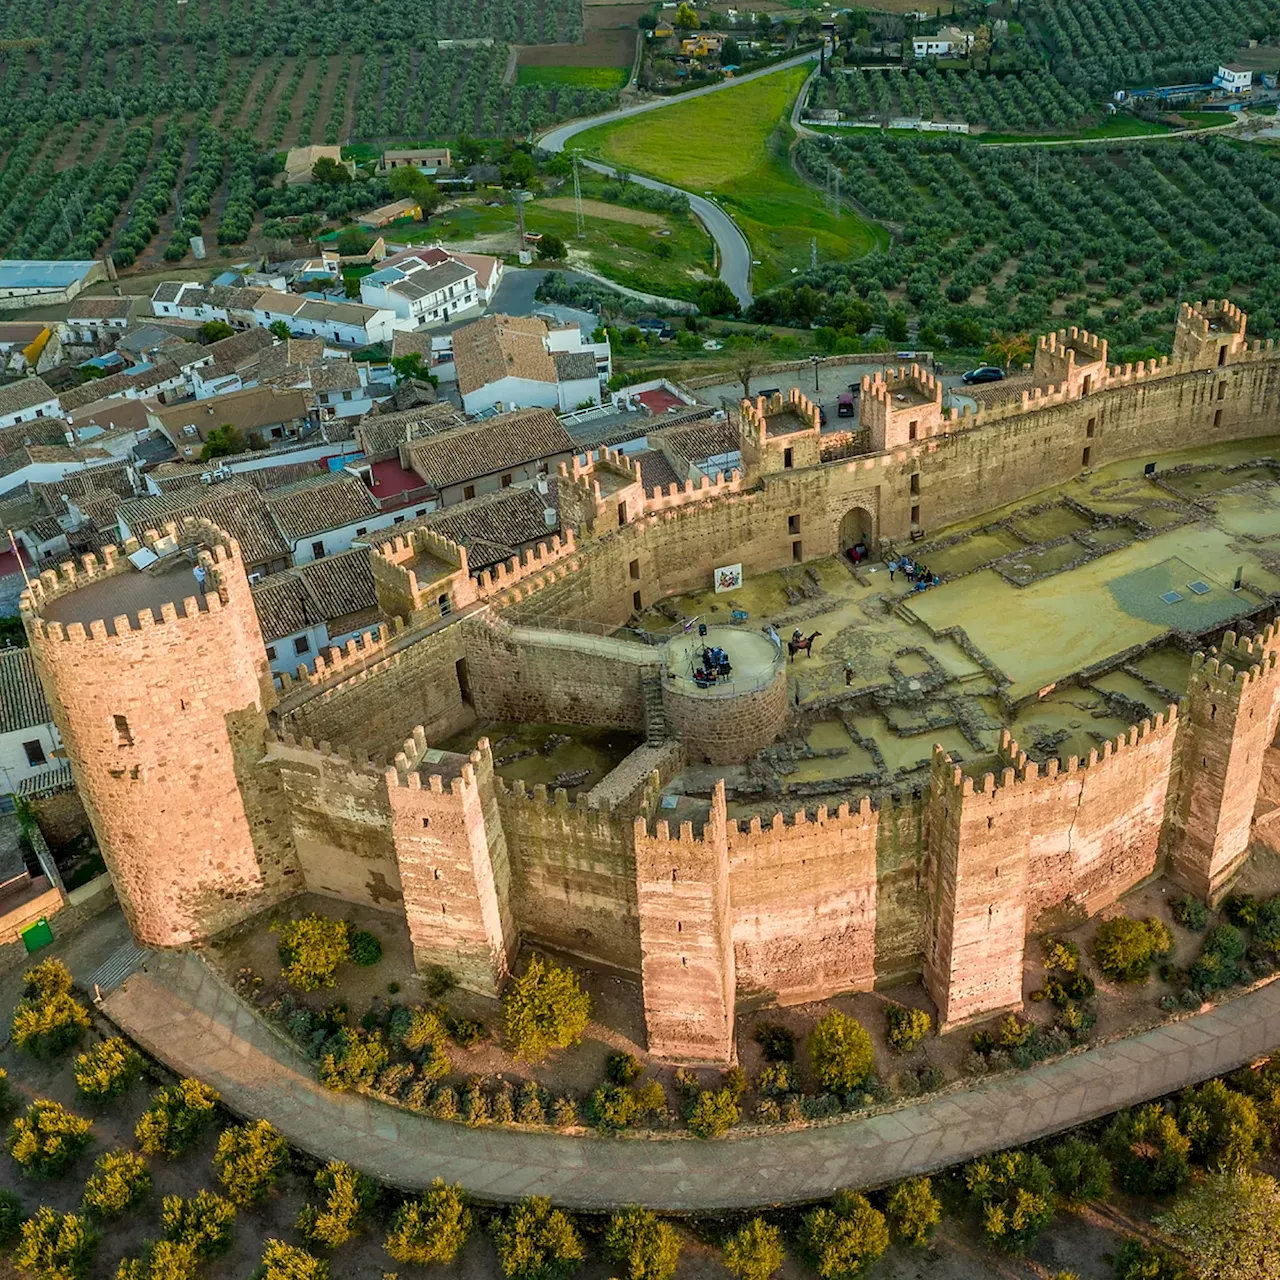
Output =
[
  {"x1": 859, "y1": 363, "x2": 945, "y2": 452},
  {"x1": 643, "y1": 468, "x2": 744, "y2": 512},
  {"x1": 1174, "y1": 299, "x2": 1250, "y2": 369},
  {"x1": 22, "y1": 518, "x2": 248, "y2": 645},
  {"x1": 474, "y1": 530, "x2": 578, "y2": 596}
]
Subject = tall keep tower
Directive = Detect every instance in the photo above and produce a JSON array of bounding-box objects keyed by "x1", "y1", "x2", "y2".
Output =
[{"x1": 22, "y1": 519, "x2": 299, "y2": 946}]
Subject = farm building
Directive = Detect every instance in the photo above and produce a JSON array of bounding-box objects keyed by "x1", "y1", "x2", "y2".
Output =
[
  {"x1": 0, "y1": 260, "x2": 110, "y2": 311},
  {"x1": 357, "y1": 199, "x2": 423, "y2": 230}
]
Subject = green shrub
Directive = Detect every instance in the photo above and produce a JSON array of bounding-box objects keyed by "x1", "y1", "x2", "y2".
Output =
[
  {"x1": 964, "y1": 1150, "x2": 1055, "y2": 1253},
  {"x1": 1256, "y1": 895, "x2": 1280, "y2": 951},
  {"x1": 253, "y1": 1240, "x2": 328, "y2": 1280},
  {"x1": 801, "y1": 1189, "x2": 888, "y2": 1279},
  {"x1": 752, "y1": 1022, "x2": 795, "y2": 1062},
  {"x1": 423, "y1": 965, "x2": 456, "y2": 997},
  {"x1": 1153, "y1": 1167, "x2": 1280, "y2": 1280},
  {"x1": 349, "y1": 930, "x2": 382, "y2": 967},
  {"x1": 13, "y1": 1208, "x2": 99, "y2": 1280},
  {"x1": 1043, "y1": 937, "x2": 1080, "y2": 972},
  {"x1": 318, "y1": 1029, "x2": 388, "y2": 1091},
  {"x1": 82, "y1": 1150, "x2": 151, "y2": 1217},
  {"x1": 603, "y1": 1206, "x2": 680, "y2": 1280},
  {"x1": 885, "y1": 1005, "x2": 931, "y2": 1053},
  {"x1": 586, "y1": 1083, "x2": 637, "y2": 1134},
  {"x1": 1222, "y1": 893, "x2": 1259, "y2": 927},
  {"x1": 551, "y1": 1096, "x2": 577, "y2": 1128},
  {"x1": 722, "y1": 1219, "x2": 783, "y2": 1280},
  {"x1": 1204, "y1": 923, "x2": 1246, "y2": 963},
  {"x1": 884, "y1": 1176, "x2": 940, "y2": 1247},
  {"x1": 135, "y1": 1079, "x2": 220, "y2": 1158},
  {"x1": 447, "y1": 1015, "x2": 485, "y2": 1048},
  {"x1": 518, "y1": 1082, "x2": 547, "y2": 1126},
  {"x1": 298, "y1": 1161, "x2": 376, "y2": 1249},
  {"x1": 997, "y1": 1015, "x2": 1033, "y2": 1048},
  {"x1": 275, "y1": 915, "x2": 352, "y2": 991},
  {"x1": 723, "y1": 1065, "x2": 747, "y2": 1099},
  {"x1": 116, "y1": 1237, "x2": 202, "y2": 1280},
  {"x1": 23, "y1": 959, "x2": 73, "y2": 999},
  {"x1": 11, "y1": 991, "x2": 91, "y2": 1059},
  {"x1": 213, "y1": 1120, "x2": 289, "y2": 1206},
  {"x1": 1065, "y1": 972, "x2": 1096, "y2": 1000},
  {"x1": 0, "y1": 1189, "x2": 25, "y2": 1246},
  {"x1": 1103, "y1": 1104, "x2": 1191, "y2": 1194},
  {"x1": 757, "y1": 1062, "x2": 796, "y2": 1096},
  {"x1": 0, "y1": 1067, "x2": 11, "y2": 1115},
  {"x1": 502, "y1": 957, "x2": 591, "y2": 1062},
  {"x1": 1177, "y1": 1078, "x2": 1268, "y2": 1170},
  {"x1": 606, "y1": 1052, "x2": 642, "y2": 1085},
  {"x1": 1094, "y1": 916, "x2": 1172, "y2": 982},
  {"x1": 1048, "y1": 1138, "x2": 1111, "y2": 1208},
  {"x1": 1172, "y1": 895, "x2": 1210, "y2": 931},
  {"x1": 7, "y1": 1099, "x2": 93, "y2": 1177},
  {"x1": 1112, "y1": 1237, "x2": 1190, "y2": 1280},
  {"x1": 492, "y1": 1195, "x2": 584, "y2": 1280},
  {"x1": 160, "y1": 1191, "x2": 236, "y2": 1259},
  {"x1": 74, "y1": 1039, "x2": 144, "y2": 1101},
  {"x1": 808, "y1": 1012, "x2": 874, "y2": 1094},
  {"x1": 686, "y1": 1088, "x2": 740, "y2": 1139},
  {"x1": 385, "y1": 1180, "x2": 471, "y2": 1265}
]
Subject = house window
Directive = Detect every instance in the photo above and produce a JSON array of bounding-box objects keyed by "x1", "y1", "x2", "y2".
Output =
[
  {"x1": 393, "y1": 515, "x2": 405, "y2": 524},
  {"x1": 1217, "y1": 381, "x2": 1226, "y2": 400},
  {"x1": 792, "y1": 539, "x2": 803, "y2": 562},
  {"x1": 355, "y1": 527, "x2": 367, "y2": 537},
  {"x1": 265, "y1": 645, "x2": 277, "y2": 661},
  {"x1": 501, "y1": 473, "x2": 513, "y2": 488},
  {"x1": 1219, "y1": 344, "x2": 1228, "y2": 366},
  {"x1": 910, "y1": 473, "x2": 920, "y2": 497},
  {"x1": 1214, "y1": 409, "x2": 1223, "y2": 429},
  {"x1": 294, "y1": 635, "x2": 310, "y2": 655},
  {"x1": 911, "y1": 504, "x2": 920, "y2": 526},
  {"x1": 438, "y1": 593, "x2": 451, "y2": 616},
  {"x1": 113, "y1": 714, "x2": 134, "y2": 747},
  {"x1": 22, "y1": 740, "x2": 46, "y2": 767},
  {"x1": 783, "y1": 448, "x2": 793, "y2": 469},
  {"x1": 629, "y1": 558, "x2": 640, "y2": 581},
  {"x1": 311, "y1": 540, "x2": 325, "y2": 559},
  {"x1": 908, "y1": 420, "x2": 918, "y2": 441},
  {"x1": 1086, "y1": 416, "x2": 1096, "y2": 439},
  {"x1": 633, "y1": 589, "x2": 642, "y2": 611},
  {"x1": 1082, "y1": 446, "x2": 1091, "y2": 468},
  {"x1": 618, "y1": 501, "x2": 628, "y2": 527},
  {"x1": 463, "y1": 485, "x2": 476, "y2": 500},
  {"x1": 416, "y1": 508, "x2": 426, "y2": 517},
  {"x1": 787, "y1": 513, "x2": 800, "y2": 534}
]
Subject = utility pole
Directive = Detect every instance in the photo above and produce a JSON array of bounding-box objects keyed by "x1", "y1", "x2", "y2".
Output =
[
  {"x1": 571, "y1": 151, "x2": 586, "y2": 240},
  {"x1": 811, "y1": 237, "x2": 817, "y2": 270},
  {"x1": 514, "y1": 187, "x2": 526, "y2": 247}
]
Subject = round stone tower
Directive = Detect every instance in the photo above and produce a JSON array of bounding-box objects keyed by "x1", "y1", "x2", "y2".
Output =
[{"x1": 22, "y1": 519, "x2": 299, "y2": 947}]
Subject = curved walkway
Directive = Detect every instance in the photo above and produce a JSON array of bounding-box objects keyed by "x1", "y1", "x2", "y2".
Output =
[
  {"x1": 105, "y1": 950, "x2": 1280, "y2": 1212},
  {"x1": 536, "y1": 54, "x2": 818, "y2": 310}
]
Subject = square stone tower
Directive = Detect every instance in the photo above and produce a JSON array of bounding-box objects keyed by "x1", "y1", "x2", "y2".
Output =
[
  {"x1": 737, "y1": 388, "x2": 821, "y2": 476},
  {"x1": 858, "y1": 365, "x2": 944, "y2": 452},
  {"x1": 1173, "y1": 299, "x2": 1249, "y2": 371},
  {"x1": 1032, "y1": 327, "x2": 1109, "y2": 397}
]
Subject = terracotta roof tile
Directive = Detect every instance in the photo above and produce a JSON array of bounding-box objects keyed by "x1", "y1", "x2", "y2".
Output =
[
  {"x1": 0, "y1": 647, "x2": 51, "y2": 734},
  {"x1": 405, "y1": 408, "x2": 574, "y2": 489},
  {"x1": 263, "y1": 472, "x2": 379, "y2": 542},
  {"x1": 452, "y1": 314, "x2": 555, "y2": 396}
]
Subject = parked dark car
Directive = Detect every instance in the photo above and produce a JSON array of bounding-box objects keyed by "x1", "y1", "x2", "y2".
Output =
[{"x1": 962, "y1": 366, "x2": 1005, "y2": 385}]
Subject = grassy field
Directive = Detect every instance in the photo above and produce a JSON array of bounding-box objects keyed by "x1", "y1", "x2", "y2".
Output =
[
  {"x1": 421, "y1": 187, "x2": 715, "y2": 300},
  {"x1": 574, "y1": 64, "x2": 888, "y2": 290},
  {"x1": 516, "y1": 65, "x2": 629, "y2": 90}
]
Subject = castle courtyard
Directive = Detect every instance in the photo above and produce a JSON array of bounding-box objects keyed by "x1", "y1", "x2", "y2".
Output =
[{"x1": 637, "y1": 435, "x2": 1280, "y2": 821}]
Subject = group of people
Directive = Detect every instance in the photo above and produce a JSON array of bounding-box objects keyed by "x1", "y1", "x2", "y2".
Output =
[
  {"x1": 887, "y1": 556, "x2": 940, "y2": 592},
  {"x1": 693, "y1": 644, "x2": 733, "y2": 687}
]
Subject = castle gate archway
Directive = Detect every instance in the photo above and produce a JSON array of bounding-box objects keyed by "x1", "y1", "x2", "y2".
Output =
[{"x1": 838, "y1": 505, "x2": 876, "y2": 552}]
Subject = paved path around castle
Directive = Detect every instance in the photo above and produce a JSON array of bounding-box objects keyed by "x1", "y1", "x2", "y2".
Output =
[{"x1": 103, "y1": 949, "x2": 1280, "y2": 1211}]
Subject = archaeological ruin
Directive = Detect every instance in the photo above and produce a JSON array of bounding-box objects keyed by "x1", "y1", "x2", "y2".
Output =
[{"x1": 22, "y1": 299, "x2": 1280, "y2": 1063}]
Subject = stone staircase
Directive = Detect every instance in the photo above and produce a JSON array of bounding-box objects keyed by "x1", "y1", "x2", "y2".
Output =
[{"x1": 642, "y1": 673, "x2": 669, "y2": 747}]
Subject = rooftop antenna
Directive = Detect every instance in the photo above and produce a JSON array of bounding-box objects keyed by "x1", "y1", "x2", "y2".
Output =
[{"x1": 571, "y1": 151, "x2": 586, "y2": 240}]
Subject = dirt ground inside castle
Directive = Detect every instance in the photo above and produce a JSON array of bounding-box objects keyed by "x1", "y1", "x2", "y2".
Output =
[{"x1": 632, "y1": 434, "x2": 1280, "y2": 822}]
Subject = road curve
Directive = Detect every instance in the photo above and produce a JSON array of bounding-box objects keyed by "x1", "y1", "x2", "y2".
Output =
[
  {"x1": 106, "y1": 950, "x2": 1280, "y2": 1212},
  {"x1": 536, "y1": 52, "x2": 818, "y2": 309}
]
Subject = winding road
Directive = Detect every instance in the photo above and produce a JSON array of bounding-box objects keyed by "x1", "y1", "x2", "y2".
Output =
[{"x1": 536, "y1": 52, "x2": 819, "y2": 309}]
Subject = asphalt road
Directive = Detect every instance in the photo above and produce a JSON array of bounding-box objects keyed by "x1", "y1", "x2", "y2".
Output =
[{"x1": 536, "y1": 52, "x2": 819, "y2": 311}]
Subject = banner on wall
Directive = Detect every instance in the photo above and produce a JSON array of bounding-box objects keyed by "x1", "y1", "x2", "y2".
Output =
[{"x1": 714, "y1": 563, "x2": 743, "y2": 593}]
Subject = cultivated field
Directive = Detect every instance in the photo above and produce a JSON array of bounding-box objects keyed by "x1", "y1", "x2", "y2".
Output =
[
  {"x1": 0, "y1": 0, "x2": 623, "y2": 269},
  {"x1": 574, "y1": 64, "x2": 888, "y2": 290},
  {"x1": 787, "y1": 132, "x2": 1280, "y2": 348}
]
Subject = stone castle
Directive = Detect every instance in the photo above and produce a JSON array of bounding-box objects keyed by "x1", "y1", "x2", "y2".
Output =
[{"x1": 21, "y1": 300, "x2": 1280, "y2": 1063}]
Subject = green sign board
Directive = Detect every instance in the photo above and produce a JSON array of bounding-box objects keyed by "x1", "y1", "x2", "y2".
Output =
[{"x1": 21, "y1": 917, "x2": 53, "y2": 953}]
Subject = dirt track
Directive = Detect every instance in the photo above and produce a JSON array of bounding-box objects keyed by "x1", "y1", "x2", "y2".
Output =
[{"x1": 539, "y1": 196, "x2": 664, "y2": 225}]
